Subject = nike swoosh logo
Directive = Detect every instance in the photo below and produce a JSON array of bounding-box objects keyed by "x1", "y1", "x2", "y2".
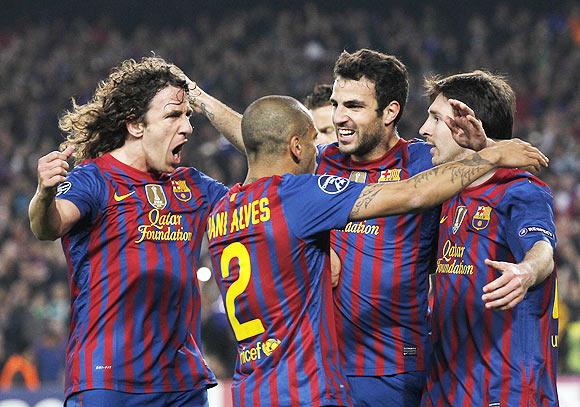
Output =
[
  {"x1": 440, "y1": 216, "x2": 448, "y2": 224},
  {"x1": 114, "y1": 190, "x2": 136, "y2": 202}
]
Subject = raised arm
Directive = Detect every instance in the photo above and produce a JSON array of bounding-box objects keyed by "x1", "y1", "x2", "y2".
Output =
[
  {"x1": 29, "y1": 146, "x2": 81, "y2": 240},
  {"x1": 187, "y1": 80, "x2": 245, "y2": 153},
  {"x1": 349, "y1": 139, "x2": 548, "y2": 221},
  {"x1": 481, "y1": 241, "x2": 554, "y2": 310}
]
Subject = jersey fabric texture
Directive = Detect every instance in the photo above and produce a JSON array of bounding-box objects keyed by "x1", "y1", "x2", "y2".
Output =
[
  {"x1": 423, "y1": 168, "x2": 558, "y2": 407},
  {"x1": 64, "y1": 387, "x2": 208, "y2": 407},
  {"x1": 207, "y1": 174, "x2": 365, "y2": 407},
  {"x1": 57, "y1": 153, "x2": 226, "y2": 397},
  {"x1": 317, "y1": 139, "x2": 440, "y2": 377}
]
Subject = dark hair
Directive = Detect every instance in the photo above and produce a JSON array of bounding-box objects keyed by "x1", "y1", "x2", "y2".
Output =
[
  {"x1": 424, "y1": 70, "x2": 515, "y2": 139},
  {"x1": 333, "y1": 49, "x2": 408, "y2": 124},
  {"x1": 303, "y1": 84, "x2": 332, "y2": 110},
  {"x1": 59, "y1": 56, "x2": 189, "y2": 164}
]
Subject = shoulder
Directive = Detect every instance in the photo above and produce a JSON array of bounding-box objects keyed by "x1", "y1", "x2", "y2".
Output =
[
  {"x1": 175, "y1": 167, "x2": 226, "y2": 189},
  {"x1": 404, "y1": 138, "x2": 434, "y2": 172},
  {"x1": 64, "y1": 159, "x2": 105, "y2": 186},
  {"x1": 318, "y1": 142, "x2": 343, "y2": 161},
  {"x1": 406, "y1": 138, "x2": 433, "y2": 157},
  {"x1": 501, "y1": 170, "x2": 553, "y2": 200}
]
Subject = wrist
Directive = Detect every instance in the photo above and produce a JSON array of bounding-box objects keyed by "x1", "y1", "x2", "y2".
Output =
[
  {"x1": 478, "y1": 147, "x2": 500, "y2": 166},
  {"x1": 36, "y1": 185, "x2": 57, "y2": 201}
]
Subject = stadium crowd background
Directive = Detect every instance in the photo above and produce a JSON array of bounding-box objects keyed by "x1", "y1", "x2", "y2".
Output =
[{"x1": 0, "y1": 0, "x2": 578, "y2": 397}]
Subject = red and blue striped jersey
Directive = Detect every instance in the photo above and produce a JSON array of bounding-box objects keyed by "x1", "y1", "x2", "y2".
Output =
[
  {"x1": 56, "y1": 153, "x2": 226, "y2": 397},
  {"x1": 207, "y1": 174, "x2": 365, "y2": 407},
  {"x1": 316, "y1": 139, "x2": 439, "y2": 376},
  {"x1": 423, "y1": 168, "x2": 558, "y2": 406}
]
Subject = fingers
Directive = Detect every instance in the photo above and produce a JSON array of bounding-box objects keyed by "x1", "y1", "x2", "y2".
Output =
[
  {"x1": 449, "y1": 99, "x2": 476, "y2": 118},
  {"x1": 62, "y1": 145, "x2": 75, "y2": 159},
  {"x1": 483, "y1": 282, "x2": 524, "y2": 310},
  {"x1": 37, "y1": 148, "x2": 74, "y2": 189},
  {"x1": 482, "y1": 259, "x2": 510, "y2": 294},
  {"x1": 443, "y1": 115, "x2": 462, "y2": 134},
  {"x1": 527, "y1": 146, "x2": 549, "y2": 166},
  {"x1": 482, "y1": 258, "x2": 527, "y2": 311}
]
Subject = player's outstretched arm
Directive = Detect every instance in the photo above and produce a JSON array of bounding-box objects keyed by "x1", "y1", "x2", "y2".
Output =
[
  {"x1": 481, "y1": 241, "x2": 554, "y2": 311},
  {"x1": 349, "y1": 139, "x2": 548, "y2": 221},
  {"x1": 29, "y1": 146, "x2": 81, "y2": 240},
  {"x1": 444, "y1": 99, "x2": 494, "y2": 152},
  {"x1": 186, "y1": 79, "x2": 245, "y2": 153}
]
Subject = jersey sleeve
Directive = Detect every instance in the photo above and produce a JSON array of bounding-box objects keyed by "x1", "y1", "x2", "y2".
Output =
[
  {"x1": 504, "y1": 181, "x2": 557, "y2": 261},
  {"x1": 280, "y1": 174, "x2": 365, "y2": 239},
  {"x1": 55, "y1": 163, "x2": 104, "y2": 221},
  {"x1": 407, "y1": 140, "x2": 435, "y2": 175},
  {"x1": 315, "y1": 143, "x2": 328, "y2": 167},
  {"x1": 197, "y1": 170, "x2": 229, "y2": 208}
]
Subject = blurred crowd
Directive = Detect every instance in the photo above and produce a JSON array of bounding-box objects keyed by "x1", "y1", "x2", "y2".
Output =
[{"x1": 0, "y1": 1, "x2": 578, "y2": 389}]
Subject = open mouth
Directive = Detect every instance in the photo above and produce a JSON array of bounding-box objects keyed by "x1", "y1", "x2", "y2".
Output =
[
  {"x1": 171, "y1": 143, "x2": 185, "y2": 163},
  {"x1": 337, "y1": 128, "x2": 356, "y2": 143}
]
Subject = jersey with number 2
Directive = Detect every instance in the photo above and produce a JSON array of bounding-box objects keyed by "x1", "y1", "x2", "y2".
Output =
[{"x1": 207, "y1": 174, "x2": 364, "y2": 407}]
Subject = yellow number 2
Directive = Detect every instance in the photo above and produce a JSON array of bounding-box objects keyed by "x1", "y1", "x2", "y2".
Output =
[{"x1": 220, "y1": 242, "x2": 265, "y2": 341}]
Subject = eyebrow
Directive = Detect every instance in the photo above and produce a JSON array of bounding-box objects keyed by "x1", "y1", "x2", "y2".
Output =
[{"x1": 428, "y1": 107, "x2": 441, "y2": 116}]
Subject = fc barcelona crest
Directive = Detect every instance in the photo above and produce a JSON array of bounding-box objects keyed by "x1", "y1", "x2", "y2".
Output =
[
  {"x1": 172, "y1": 180, "x2": 192, "y2": 202},
  {"x1": 349, "y1": 171, "x2": 367, "y2": 183},
  {"x1": 472, "y1": 205, "x2": 492, "y2": 230},
  {"x1": 145, "y1": 184, "x2": 168, "y2": 209},
  {"x1": 378, "y1": 168, "x2": 402, "y2": 182}
]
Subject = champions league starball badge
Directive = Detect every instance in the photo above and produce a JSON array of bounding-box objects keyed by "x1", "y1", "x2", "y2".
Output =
[{"x1": 318, "y1": 174, "x2": 350, "y2": 194}]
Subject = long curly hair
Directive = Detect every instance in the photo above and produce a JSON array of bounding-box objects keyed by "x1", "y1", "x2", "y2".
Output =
[{"x1": 59, "y1": 57, "x2": 189, "y2": 164}]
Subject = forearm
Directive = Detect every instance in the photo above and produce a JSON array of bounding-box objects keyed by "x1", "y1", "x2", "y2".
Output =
[
  {"x1": 350, "y1": 150, "x2": 496, "y2": 220},
  {"x1": 190, "y1": 86, "x2": 245, "y2": 153},
  {"x1": 29, "y1": 190, "x2": 63, "y2": 240},
  {"x1": 519, "y1": 241, "x2": 554, "y2": 286}
]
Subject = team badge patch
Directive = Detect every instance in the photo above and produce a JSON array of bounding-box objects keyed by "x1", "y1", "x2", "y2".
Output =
[
  {"x1": 472, "y1": 205, "x2": 492, "y2": 230},
  {"x1": 378, "y1": 168, "x2": 401, "y2": 182},
  {"x1": 452, "y1": 206, "x2": 468, "y2": 234},
  {"x1": 518, "y1": 226, "x2": 554, "y2": 239},
  {"x1": 349, "y1": 171, "x2": 367, "y2": 183},
  {"x1": 171, "y1": 180, "x2": 192, "y2": 202},
  {"x1": 262, "y1": 338, "x2": 281, "y2": 356},
  {"x1": 56, "y1": 181, "x2": 72, "y2": 196},
  {"x1": 318, "y1": 175, "x2": 350, "y2": 195},
  {"x1": 145, "y1": 184, "x2": 167, "y2": 209}
]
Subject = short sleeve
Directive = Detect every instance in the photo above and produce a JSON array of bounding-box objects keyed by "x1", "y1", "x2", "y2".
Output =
[
  {"x1": 407, "y1": 140, "x2": 435, "y2": 175},
  {"x1": 55, "y1": 163, "x2": 104, "y2": 221},
  {"x1": 316, "y1": 143, "x2": 333, "y2": 167},
  {"x1": 197, "y1": 171, "x2": 229, "y2": 208},
  {"x1": 280, "y1": 174, "x2": 365, "y2": 239},
  {"x1": 504, "y1": 181, "x2": 557, "y2": 262}
]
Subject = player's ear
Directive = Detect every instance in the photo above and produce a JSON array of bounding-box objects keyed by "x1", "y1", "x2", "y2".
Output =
[
  {"x1": 381, "y1": 100, "x2": 400, "y2": 127},
  {"x1": 289, "y1": 135, "x2": 301, "y2": 163},
  {"x1": 126, "y1": 116, "x2": 145, "y2": 139}
]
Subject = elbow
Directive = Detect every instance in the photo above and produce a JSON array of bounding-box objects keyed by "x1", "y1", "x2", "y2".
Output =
[{"x1": 30, "y1": 223, "x2": 60, "y2": 241}]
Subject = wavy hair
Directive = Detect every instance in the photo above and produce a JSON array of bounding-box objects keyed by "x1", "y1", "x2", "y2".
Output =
[
  {"x1": 334, "y1": 49, "x2": 409, "y2": 125},
  {"x1": 59, "y1": 57, "x2": 189, "y2": 164}
]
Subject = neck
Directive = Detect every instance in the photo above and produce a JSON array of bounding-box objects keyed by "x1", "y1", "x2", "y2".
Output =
[
  {"x1": 110, "y1": 139, "x2": 148, "y2": 172},
  {"x1": 351, "y1": 129, "x2": 400, "y2": 163},
  {"x1": 244, "y1": 157, "x2": 299, "y2": 185}
]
